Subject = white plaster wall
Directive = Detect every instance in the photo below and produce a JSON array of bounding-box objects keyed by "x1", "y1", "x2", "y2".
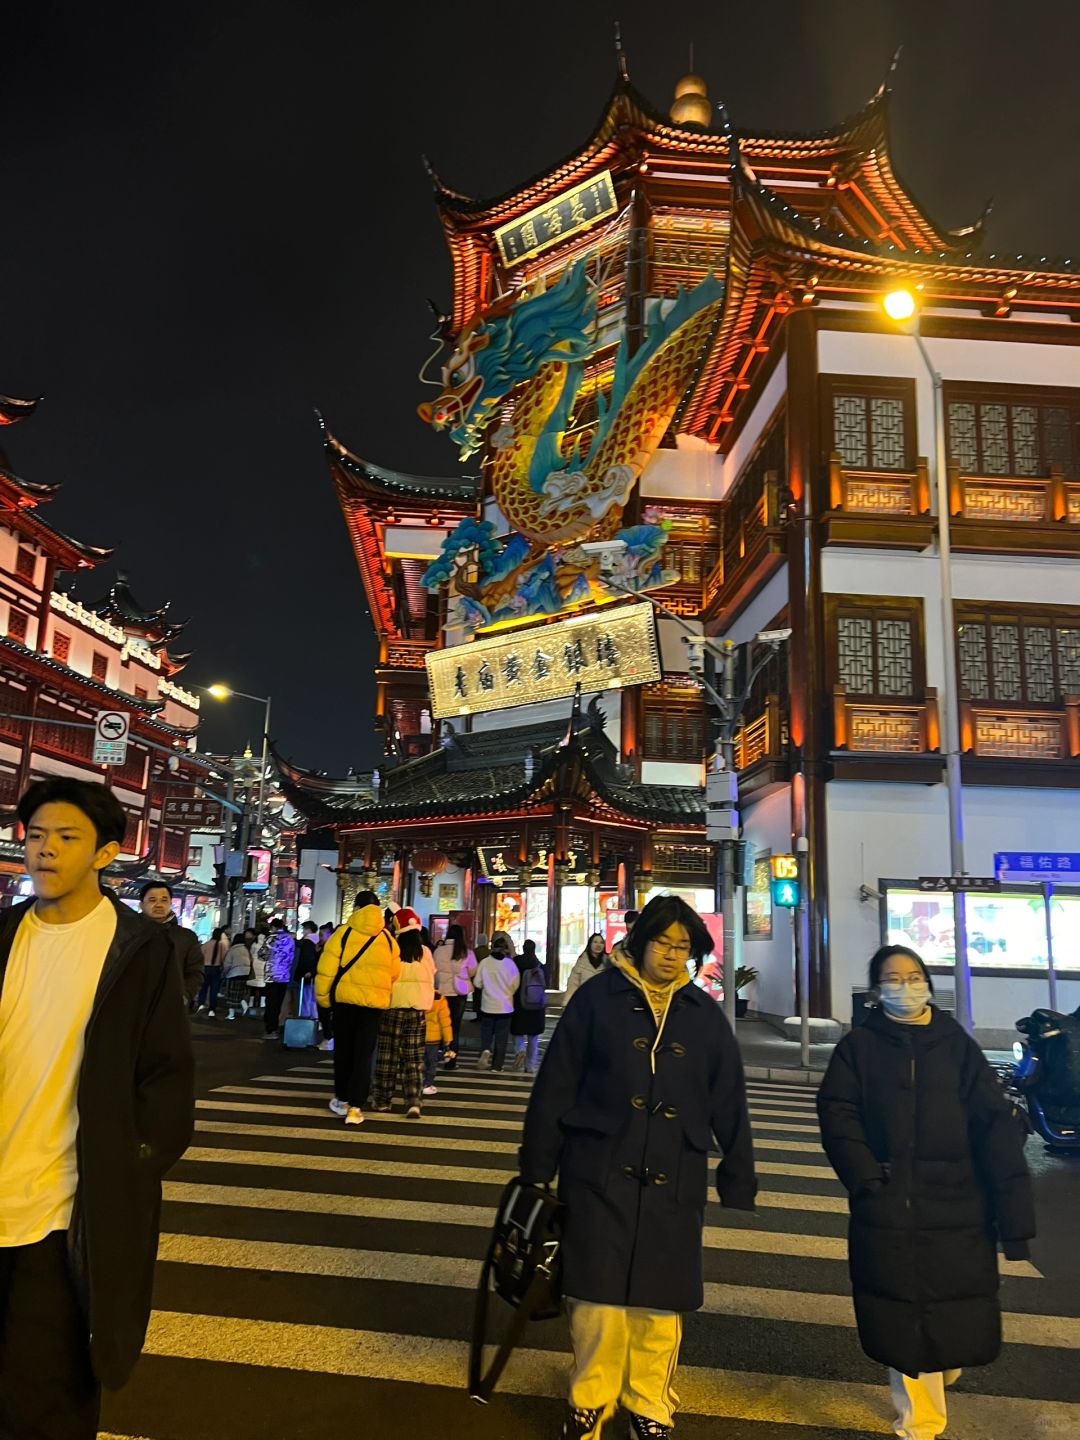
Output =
[
  {"x1": 715, "y1": 565, "x2": 790, "y2": 648},
  {"x1": 640, "y1": 444, "x2": 723, "y2": 502},
  {"x1": 658, "y1": 614, "x2": 699, "y2": 673},
  {"x1": 740, "y1": 784, "x2": 797, "y2": 1017},
  {"x1": 825, "y1": 781, "x2": 1080, "y2": 1034},
  {"x1": 467, "y1": 690, "x2": 622, "y2": 741},
  {"x1": 719, "y1": 353, "x2": 788, "y2": 494},
  {"x1": 641, "y1": 759, "x2": 701, "y2": 787}
]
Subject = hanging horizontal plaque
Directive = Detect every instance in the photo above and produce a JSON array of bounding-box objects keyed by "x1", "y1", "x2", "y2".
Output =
[
  {"x1": 426, "y1": 603, "x2": 661, "y2": 720},
  {"x1": 494, "y1": 170, "x2": 618, "y2": 268}
]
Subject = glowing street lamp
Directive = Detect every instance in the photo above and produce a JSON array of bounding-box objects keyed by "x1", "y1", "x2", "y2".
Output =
[
  {"x1": 207, "y1": 684, "x2": 232, "y2": 701},
  {"x1": 882, "y1": 286, "x2": 918, "y2": 321},
  {"x1": 881, "y1": 285, "x2": 973, "y2": 1034}
]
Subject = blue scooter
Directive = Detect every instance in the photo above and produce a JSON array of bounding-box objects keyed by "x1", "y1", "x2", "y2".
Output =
[{"x1": 1007, "y1": 1007, "x2": 1080, "y2": 1154}]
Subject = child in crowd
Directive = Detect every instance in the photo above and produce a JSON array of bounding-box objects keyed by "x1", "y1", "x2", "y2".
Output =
[{"x1": 423, "y1": 989, "x2": 455, "y2": 1096}]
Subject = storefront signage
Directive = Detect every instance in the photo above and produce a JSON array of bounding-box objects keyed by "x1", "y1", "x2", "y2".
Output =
[
  {"x1": 477, "y1": 845, "x2": 590, "y2": 882},
  {"x1": 426, "y1": 604, "x2": 660, "y2": 720},
  {"x1": 162, "y1": 797, "x2": 223, "y2": 828},
  {"x1": 494, "y1": 170, "x2": 618, "y2": 267},
  {"x1": 995, "y1": 852, "x2": 1080, "y2": 885}
]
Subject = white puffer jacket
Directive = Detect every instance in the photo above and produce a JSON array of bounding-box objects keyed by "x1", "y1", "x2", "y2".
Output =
[{"x1": 388, "y1": 946, "x2": 436, "y2": 1011}]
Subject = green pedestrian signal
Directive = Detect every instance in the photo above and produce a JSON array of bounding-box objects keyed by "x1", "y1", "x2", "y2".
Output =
[{"x1": 771, "y1": 876, "x2": 801, "y2": 908}]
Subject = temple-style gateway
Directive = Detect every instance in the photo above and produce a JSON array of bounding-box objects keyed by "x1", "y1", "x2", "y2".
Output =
[
  {"x1": 0, "y1": 395, "x2": 209, "y2": 911},
  {"x1": 282, "y1": 61, "x2": 1080, "y2": 1032}
]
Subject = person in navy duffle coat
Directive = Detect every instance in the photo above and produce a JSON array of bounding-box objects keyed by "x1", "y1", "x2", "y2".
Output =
[{"x1": 520, "y1": 895, "x2": 756, "y2": 1440}]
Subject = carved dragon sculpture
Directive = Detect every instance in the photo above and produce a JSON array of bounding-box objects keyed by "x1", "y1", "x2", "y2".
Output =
[{"x1": 419, "y1": 259, "x2": 724, "y2": 629}]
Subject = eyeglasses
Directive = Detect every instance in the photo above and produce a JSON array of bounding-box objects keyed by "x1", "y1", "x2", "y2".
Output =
[
  {"x1": 880, "y1": 975, "x2": 928, "y2": 988},
  {"x1": 649, "y1": 939, "x2": 692, "y2": 959}
]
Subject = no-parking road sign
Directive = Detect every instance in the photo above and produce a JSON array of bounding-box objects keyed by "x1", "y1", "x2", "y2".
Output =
[{"x1": 93, "y1": 709, "x2": 130, "y2": 766}]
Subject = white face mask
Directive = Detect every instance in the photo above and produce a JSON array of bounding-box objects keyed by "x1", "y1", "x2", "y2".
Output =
[{"x1": 879, "y1": 979, "x2": 931, "y2": 1017}]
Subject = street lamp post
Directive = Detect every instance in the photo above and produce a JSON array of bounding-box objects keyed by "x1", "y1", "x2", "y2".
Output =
[
  {"x1": 883, "y1": 289, "x2": 973, "y2": 1035},
  {"x1": 206, "y1": 685, "x2": 273, "y2": 841}
]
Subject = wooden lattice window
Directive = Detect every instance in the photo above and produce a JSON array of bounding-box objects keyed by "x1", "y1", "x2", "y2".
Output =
[
  {"x1": 7, "y1": 608, "x2": 28, "y2": 643},
  {"x1": 52, "y1": 630, "x2": 71, "y2": 663},
  {"x1": 642, "y1": 698, "x2": 706, "y2": 762},
  {"x1": 829, "y1": 598, "x2": 923, "y2": 701},
  {"x1": 823, "y1": 376, "x2": 916, "y2": 473},
  {"x1": 945, "y1": 384, "x2": 1080, "y2": 480},
  {"x1": 92, "y1": 651, "x2": 108, "y2": 683},
  {"x1": 15, "y1": 547, "x2": 36, "y2": 581},
  {"x1": 957, "y1": 607, "x2": 1080, "y2": 706}
]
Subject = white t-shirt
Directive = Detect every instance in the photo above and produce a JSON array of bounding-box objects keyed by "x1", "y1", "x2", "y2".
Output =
[{"x1": 0, "y1": 896, "x2": 118, "y2": 1246}]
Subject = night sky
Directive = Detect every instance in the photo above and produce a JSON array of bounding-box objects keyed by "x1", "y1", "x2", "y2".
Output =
[{"x1": 5, "y1": 1, "x2": 1079, "y2": 772}]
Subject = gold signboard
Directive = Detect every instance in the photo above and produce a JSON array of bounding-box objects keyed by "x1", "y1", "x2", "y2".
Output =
[
  {"x1": 426, "y1": 604, "x2": 660, "y2": 720},
  {"x1": 495, "y1": 170, "x2": 618, "y2": 268}
]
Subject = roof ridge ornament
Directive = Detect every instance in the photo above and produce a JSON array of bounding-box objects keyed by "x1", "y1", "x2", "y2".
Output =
[{"x1": 877, "y1": 44, "x2": 903, "y2": 98}]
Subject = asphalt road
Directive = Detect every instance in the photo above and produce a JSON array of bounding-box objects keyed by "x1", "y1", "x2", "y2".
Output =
[{"x1": 99, "y1": 1009, "x2": 1080, "y2": 1440}]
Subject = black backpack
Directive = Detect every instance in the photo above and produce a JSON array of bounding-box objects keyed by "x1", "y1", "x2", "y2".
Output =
[
  {"x1": 468, "y1": 1178, "x2": 564, "y2": 1403},
  {"x1": 520, "y1": 963, "x2": 546, "y2": 1011}
]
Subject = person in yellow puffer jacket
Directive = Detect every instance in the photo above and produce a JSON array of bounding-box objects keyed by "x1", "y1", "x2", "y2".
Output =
[
  {"x1": 315, "y1": 891, "x2": 401, "y2": 1127},
  {"x1": 423, "y1": 990, "x2": 455, "y2": 1096}
]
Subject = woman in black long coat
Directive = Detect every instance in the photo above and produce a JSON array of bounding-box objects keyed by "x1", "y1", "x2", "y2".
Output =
[
  {"x1": 520, "y1": 895, "x2": 756, "y2": 1440},
  {"x1": 817, "y1": 944, "x2": 1035, "y2": 1440},
  {"x1": 510, "y1": 938, "x2": 546, "y2": 1073}
]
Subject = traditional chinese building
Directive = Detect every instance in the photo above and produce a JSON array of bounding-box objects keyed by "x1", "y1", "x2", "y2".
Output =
[
  {"x1": 0, "y1": 394, "x2": 209, "y2": 905},
  {"x1": 284, "y1": 58, "x2": 1080, "y2": 1029}
]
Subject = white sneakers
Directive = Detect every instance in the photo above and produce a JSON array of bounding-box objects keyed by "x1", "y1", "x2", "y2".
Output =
[
  {"x1": 406, "y1": 1105, "x2": 422, "y2": 1119},
  {"x1": 478, "y1": 1049, "x2": 493, "y2": 1070},
  {"x1": 329, "y1": 1098, "x2": 348, "y2": 1117},
  {"x1": 345, "y1": 1108, "x2": 364, "y2": 1126},
  {"x1": 318, "y1": 1038, "x2": 334, "y2": 1051},
  {"x1": 422, "y1": 1084, "x2": 438, "y2": 1096}
]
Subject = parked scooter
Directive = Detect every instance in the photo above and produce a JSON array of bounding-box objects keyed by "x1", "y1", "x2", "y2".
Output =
[{"x1": 1004, "y1": 1006, "x2": 1080, "y2": 1154}]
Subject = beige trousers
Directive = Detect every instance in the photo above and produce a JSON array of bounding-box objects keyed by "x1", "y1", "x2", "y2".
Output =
[
  {"x1": 568, "y1": 1300, "x2": 682, "y2": 1429},
  {"x1": 888, "y1": 1368, "x2": 962, "y2": 1440}
]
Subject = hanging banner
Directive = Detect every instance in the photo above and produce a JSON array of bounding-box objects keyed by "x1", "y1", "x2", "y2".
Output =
[
  {"x1": 494, "y1": 170, "x2": 618, "y2": 267},
  {"x1": 426, "y1": 603, "x2": 660, "y2": 720}
]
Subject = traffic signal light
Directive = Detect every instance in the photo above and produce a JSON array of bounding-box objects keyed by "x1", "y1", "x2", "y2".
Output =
[{"x1": 770, "y1": 854, "x2": 801, "y2": 908}]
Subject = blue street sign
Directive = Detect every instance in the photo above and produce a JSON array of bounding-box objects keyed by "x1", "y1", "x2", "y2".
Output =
[{"x1": 994, "y1": 851, "x2": 1080, "y2": 885}]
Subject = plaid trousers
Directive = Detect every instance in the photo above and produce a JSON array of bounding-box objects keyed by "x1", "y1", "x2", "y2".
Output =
[{"x1": 373, "y1": 1007, "x2": 426, "y2": 1108}]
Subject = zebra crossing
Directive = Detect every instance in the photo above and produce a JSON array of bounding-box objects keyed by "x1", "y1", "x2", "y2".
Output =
[{"x1": 99, "y1": 1041, "x2": 1080, "y2": 1440}]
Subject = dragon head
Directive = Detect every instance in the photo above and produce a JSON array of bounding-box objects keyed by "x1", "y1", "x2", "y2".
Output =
[{"x1": 417, "y1": 261, "x2": 596, "y2": 460}]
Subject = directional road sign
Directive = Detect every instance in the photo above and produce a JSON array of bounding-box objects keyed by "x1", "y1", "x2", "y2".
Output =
[
  {"x1": 93, "y1": 709, "x2": 130, "y2": 766},
  {"x1": 994, "y1": 851, "x2": 1080, "y2": 885},
  {"x1": 917, "y1": 876, "x2": 1000, "y2": 893}
]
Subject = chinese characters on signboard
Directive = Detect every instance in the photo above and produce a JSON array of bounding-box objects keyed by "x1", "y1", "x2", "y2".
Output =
[
  {"x1": 162, "y1": 797, "x2": 224, "y2": 828},
  {"x1": 995, "y1": 851, "x2": 1080, "y2": 884},
  {"x1": 494, "y1": 171, "x2": 618, "y2": 267},
  {"x1": 426, "y1": 604, "x2": 661, "y2": 720},
  {"x1": 477, "y1": 846, "x2": 589, "y2": 883}
]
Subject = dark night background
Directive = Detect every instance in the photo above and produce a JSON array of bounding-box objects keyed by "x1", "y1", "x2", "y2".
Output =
[{"x1": 4, "y1": 1, "x2": 1079, "y2": 771}]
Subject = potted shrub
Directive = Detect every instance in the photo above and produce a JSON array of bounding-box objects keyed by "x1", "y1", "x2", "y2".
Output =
[{"x1": 733, "y1": 965, "x2": 758, "y2": 1018}]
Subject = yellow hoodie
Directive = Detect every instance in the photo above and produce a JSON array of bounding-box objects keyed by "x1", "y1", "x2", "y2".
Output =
[
  {"x1": 611, "y1": 947, "x2": 692, "y2": 1072},
  {"x1": 314, "y1": 904, "x2": 401, "y2": 1010}
]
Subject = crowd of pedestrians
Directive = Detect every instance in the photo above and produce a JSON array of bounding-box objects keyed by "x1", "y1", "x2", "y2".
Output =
[{"x1": 0, "y1": 775, "x2": 1039, "y2": 1440}]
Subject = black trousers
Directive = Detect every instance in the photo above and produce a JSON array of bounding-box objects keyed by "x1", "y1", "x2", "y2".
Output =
[
  {"x1": 264, "y1": 981, "x2": 289, "y2": 1034},
  {"x1": 0, "y1": 1231, "x2": 100, "y2": 1440},
  {"x1": 332, "y1": 1004, "x2": 381, "y2": 1108},
  {"x1": 446, "y1": 995, "x2": 468, "y2": 1063},
  {"x1": 317, "y1": 1004, "x2": 334, "y2": 1041}
]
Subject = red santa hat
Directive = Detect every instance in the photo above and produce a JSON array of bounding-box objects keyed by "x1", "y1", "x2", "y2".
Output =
[{"x1": 394, "y1": 907, "x2": 423, "y2": 934}]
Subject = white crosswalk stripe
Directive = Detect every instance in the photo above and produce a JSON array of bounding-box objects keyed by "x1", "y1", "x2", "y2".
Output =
[{"x1": 102, "y1": 1041, "x2": 1077, "y2": 1439}]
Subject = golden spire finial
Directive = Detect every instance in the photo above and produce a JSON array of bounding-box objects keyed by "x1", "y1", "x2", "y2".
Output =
[{"x1": 670, "y1": 47, "x2": 710, "y2": 129}]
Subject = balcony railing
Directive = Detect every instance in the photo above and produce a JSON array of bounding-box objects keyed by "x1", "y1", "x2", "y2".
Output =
[
  {"x1": 734, "y1": 694, "x2": 787, "y2": 771},
  {"x1": 379, "y1": 637, "x2": 436, "y2": 670},
  {"x1": 833, "y1": 685, "x2": 940, "y2": 754},
  {"x1": 948, "y1": 464, "x2": 1078, "y2": 525},
  {"x1": 960, "y1": 698, "x2": 1080, "y2": 761},
  {"x1": 704, "y1": 471, "x2": 783, "y2": 612},
  {"x1": 828, "y1": 453, "x2": 930, "y2": 516}
]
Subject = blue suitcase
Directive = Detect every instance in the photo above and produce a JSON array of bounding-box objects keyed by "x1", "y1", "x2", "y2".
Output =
[{"x1": 283, "y1": 978, "x2": 318, "y2": 1049}]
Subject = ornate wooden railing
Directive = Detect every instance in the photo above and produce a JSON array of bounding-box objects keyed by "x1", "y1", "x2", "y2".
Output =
[
  {"x1": 734, "y1": 694, "x2": 786, "y2": 771},
  {"x1": 960, "y1": 698, "x2": 1080, "y2": 761},
  {"x1": 380, "y1": 637, "x2": 436, "y2": 670},
  {"x1": 833, "y1": 685, "x2": 940, "y2": 754},
  {"x1": 947, "y1": 464, "x2": 1077, "y2": 525},
  {"x1": 704, "y1": 471, "x2": 783, "y2": 611},
  {"x1": 828, "y1": 453, "x2": 931, "y2": 516}
]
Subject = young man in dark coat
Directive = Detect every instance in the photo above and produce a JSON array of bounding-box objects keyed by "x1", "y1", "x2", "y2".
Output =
[
  {"x1": 520, "y1": 894, "x2": 756, "y2": 1440},
  {"x1": 818, "y1": 944, "x2": 1035, "y2": 1440},
  {"x1": 0, "y1": 779, "x2": 195, "y2": 1437},
  {"x1": 140, "y1": 879, "x2": 204, "y2": 1006}
]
